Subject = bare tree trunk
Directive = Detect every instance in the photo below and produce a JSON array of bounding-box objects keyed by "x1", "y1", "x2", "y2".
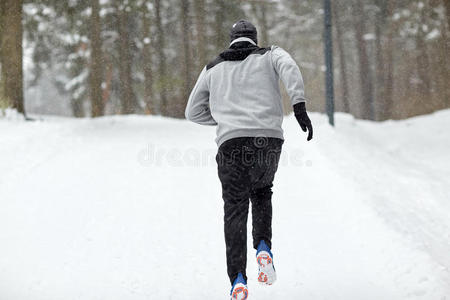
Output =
[
  {"x1": 89, "y1": 0, "x2": 104, "y2": 117},
  {"x1": 384, "y1": 0, "x2": 395, "y2": 119},
  {"x1": 1, "y1": 0, "x2": 25, "y2": 115},
  {"x1": 71, "y1": 98, "x2": 85, "y2": 118},
  {"x1": 352, "y1": 0, "x2": 374, "y2": 120},
  {"x1": 439, "y1": 19, "x2": 450, "y2": 105},
  {"x1": 428, "y1": 0, "x2": 449, "y2": 106},
  {"x1": 102, "y1": 54, "x2": 113, "y2": 109},
  {"x1": 374, "y1": 6, "x2": 385, "y2": 121},
  {"x1": 332, "y1": 0, "x2": 350, "y2": 113},
  {"x1": 180, "y1": 0, "x2": 192, "y2": 118},
  {"x1": 69, "y1": 42, "x2": 87, "y2": 118},
  {"x1": 251, "y1": 2, "x2": 269, "y2": 46},
  {"x1": 214, "y1": 0, "x2": 226, "y2": 50},
  {"x1": 142, "y1": 1, "x2": 154, "y2": 114},
  {"x1": 260, "y1": 3, "x2": 269, "y2": 46},
  {"x1": 0, "y1": 0, "x2": 4, "y2": 108},
  {"x1": 194, "y1": 0, "x2": 207, "y2": 68},
  {"x1": 444, "y1": 0, "x2": 450, "y2": 31},
  {"x1": 416, "y1": 7, "x2": 432, "y2": 102},
  {"x1": 154, "y1": 0, "x2": 168, "y2": 115},
  {"x1": 117, "y1": 5, "x2": 136, "y2": 114}
]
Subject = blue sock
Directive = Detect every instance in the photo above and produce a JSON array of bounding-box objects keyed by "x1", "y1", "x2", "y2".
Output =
[{"x1": 256, "y1": 240, "x2": 273, "y2": 258}]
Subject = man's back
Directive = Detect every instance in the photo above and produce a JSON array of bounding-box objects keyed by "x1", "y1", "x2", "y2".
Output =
[
  {"x1": 207, "y1": 46, "x2": 284, "y2": 146},
  {"x1": 186, "y1": 42, "x2": 306, "y2": 146}
]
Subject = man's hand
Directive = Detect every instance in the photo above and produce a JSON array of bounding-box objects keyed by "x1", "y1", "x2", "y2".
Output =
[{"x1": 293, "y1": 102, "x2": 313, "y2": 141}]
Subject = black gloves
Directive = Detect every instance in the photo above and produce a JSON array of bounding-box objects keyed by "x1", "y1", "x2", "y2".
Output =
[{"x1": 293, "y1": 102, "x2": 313, "y2": 141}]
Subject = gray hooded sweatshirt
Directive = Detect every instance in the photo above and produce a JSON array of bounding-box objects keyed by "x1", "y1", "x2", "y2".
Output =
[{"x1": 185, "y1": 40, "x2": 306, "y2": 147}]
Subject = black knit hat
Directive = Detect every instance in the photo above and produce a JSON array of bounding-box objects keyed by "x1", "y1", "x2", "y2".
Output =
[{"x1": 230, "y1": 20, "x2": 258, "y2": 44}]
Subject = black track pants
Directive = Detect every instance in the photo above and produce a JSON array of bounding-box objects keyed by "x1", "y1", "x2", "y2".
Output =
[{"x1": 216, "y1": 137, "x2": 283, "y2": 284}]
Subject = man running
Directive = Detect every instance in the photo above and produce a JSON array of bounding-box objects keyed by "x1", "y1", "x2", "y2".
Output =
[{"x1": 185, "y1": 20, "x2": 313, "y2": 300}]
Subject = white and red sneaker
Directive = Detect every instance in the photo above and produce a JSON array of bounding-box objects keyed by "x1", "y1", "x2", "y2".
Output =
[
  {"x1": 256, "y1": 240, "x2": 277, "y2": 285},
  {"x1": 230, "y1": 273, "x2": 248, "y2": 300}
]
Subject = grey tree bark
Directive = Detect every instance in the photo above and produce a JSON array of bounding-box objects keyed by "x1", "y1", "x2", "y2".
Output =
[
  {"x1": 194, "y1": 0, "x2": 207, "y2": 69},
  {"x1": 180, "y1": 0, "x2": 193, "y2": 118},
  {"x1": 444, "y1": 0, "x2": 450, "y2": 31},
  {"x1": 154, "y1": 0, "x2": 168, "y2": 115},
  {"x1": 142, "y1": 1, "x2": 154, "y2": 114},
  {"x1": 251, "y1": 2, "x2": 269, "y2": 46},
  {"x1": 117, "y1": 4, "x2": 136, "y2": 114},
  {"x1": 352, "y1": 0, "x2": 374, "y2": 120},
  {"x1": 89, "y1": 0, "x2": 104, "y2": 117},
  {"x1": 415, "y1": 7, "x2": 432, "y2": 101},
  {"x1": 383, "y1": 0, "x2": 395, "y2": 119},
  {"x1": 374, "y1": 6, "x2": 385, "y2": 120},
  {"x1": 214, "y1": 0, "x2": 226, "y2": 51},
  {"x1": 0, "y1": 0, "x2": 25, "y2": 115},
  {"x1": 333, "y1": 0, "x2": 350, "y2": 113}
]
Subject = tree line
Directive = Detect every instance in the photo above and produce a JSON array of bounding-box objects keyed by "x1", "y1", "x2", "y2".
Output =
[{"x1": 0, "y1": 0, "x2": 449, "y2": 121}]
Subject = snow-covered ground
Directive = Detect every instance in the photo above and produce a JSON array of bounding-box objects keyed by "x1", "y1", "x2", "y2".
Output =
[{"x1": 1, "y1": 110, "x2": 449, "y2": 299}]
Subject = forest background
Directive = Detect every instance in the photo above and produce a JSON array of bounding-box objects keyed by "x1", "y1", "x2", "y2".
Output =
[{"x1": 1, "y1": 0, "x2": 449, "y2": 121}]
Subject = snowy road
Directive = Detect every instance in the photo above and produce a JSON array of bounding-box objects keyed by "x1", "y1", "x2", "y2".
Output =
[{"x1": 1, "y1": 111, "x2": 449, "y2": 299}]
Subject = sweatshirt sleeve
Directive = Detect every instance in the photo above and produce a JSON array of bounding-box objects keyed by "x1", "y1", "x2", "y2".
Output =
[
  {"x1": 185, "y1": 67, "x2": 217, "y2": 126},
  {"x1": 271, "y1": 46, "x2": 306, "y2": 106}
]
